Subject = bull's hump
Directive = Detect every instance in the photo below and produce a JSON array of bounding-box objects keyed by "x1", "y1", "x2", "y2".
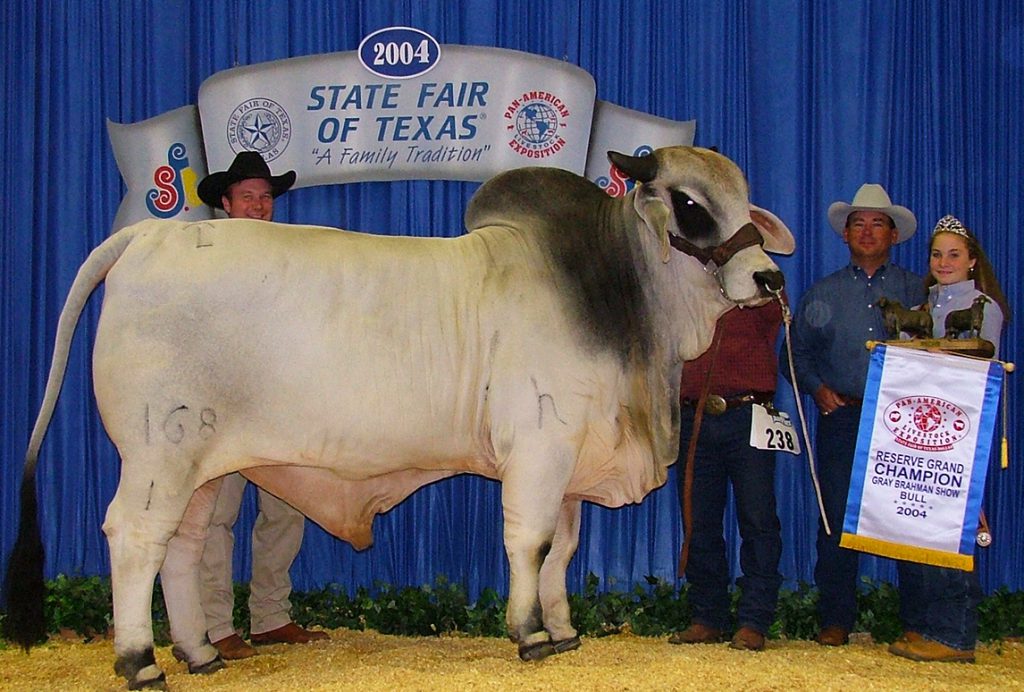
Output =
[
  {"x1": 465, "y1": 167, "x2": 611, "y2": 232},
  {"x1": 466, "y1": 166, "x2": 652, "y2": 366}
]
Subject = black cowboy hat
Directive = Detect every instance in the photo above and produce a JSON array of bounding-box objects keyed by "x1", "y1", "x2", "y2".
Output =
[{"x1": 197, "y1": 151, "x2": 296, "y2": 209}]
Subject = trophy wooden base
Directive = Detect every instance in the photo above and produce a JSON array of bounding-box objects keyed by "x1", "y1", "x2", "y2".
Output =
[{"x1": 882, "y1": 337, "x2": 995, "y2": 359}]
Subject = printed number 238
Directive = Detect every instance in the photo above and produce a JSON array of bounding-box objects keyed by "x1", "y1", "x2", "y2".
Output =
[{"x1": 764, "y1": 428, "x2": 796, "y2": 451}]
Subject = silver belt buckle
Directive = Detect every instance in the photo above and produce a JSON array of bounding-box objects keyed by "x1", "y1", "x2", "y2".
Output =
[{"x1": 705, "y1": 394, "x2": 728, "y2": 416}]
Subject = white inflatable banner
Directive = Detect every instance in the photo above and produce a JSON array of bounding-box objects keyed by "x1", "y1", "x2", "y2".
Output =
[
  {"x1": 199, "y1": 45, "x2": 594, "y2": 185},
  {"x1": 585, "y1": 101, "x2": 695, "y2": 197},
  {"x1": 840, "y1": 345, "x2": 1003, "y2": 570},
  {"x1": 108, "y1": 34, "x2": 696, "y2": 231},
  {"x1": 106, "y1": 105, "x2": 212, "y2": 230}
]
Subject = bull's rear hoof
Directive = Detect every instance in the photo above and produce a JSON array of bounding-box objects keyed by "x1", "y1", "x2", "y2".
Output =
[
  {"x1": 188, "y1": 656, "x2": 226, "y2": 675},
  {"x1": 127, "y1": 670, "x2": 167, "y2": 690},
  {"x1": 518, "y1": 640, "x2": 556, "y2": 661},
  {"x1": 552, "y1": 636, "x2": 581, "y2": 654},
  {"x1": 170, "y1": 645, "x2": 225, "y2": 674},
  {"x1": 115, "y1": 649, "x2": 166, "y2": 690}
]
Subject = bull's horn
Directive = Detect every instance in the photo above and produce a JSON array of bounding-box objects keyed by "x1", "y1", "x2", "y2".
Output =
[{"x1": 608, "y1": 150, "x2": 658, "y2": 183}]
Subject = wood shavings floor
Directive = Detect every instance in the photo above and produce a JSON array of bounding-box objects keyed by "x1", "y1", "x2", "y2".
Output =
[{"x1": 1, "y1": 630, "x2": 1020, "y2": 691}]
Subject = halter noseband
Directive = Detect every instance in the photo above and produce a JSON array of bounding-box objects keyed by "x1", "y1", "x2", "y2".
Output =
[{"x1": 668, "y1": 222, "x2": 764, "y2": 267}]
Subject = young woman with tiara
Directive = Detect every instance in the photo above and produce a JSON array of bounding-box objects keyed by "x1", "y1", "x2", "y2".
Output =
[{"x1": 889, "y1": 214, "x2": 1011, "y2": 663}]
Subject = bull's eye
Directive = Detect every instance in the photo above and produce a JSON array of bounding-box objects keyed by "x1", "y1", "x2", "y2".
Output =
[{"x1": 669, "y1": 190, "x2": 716, "y2": 241}]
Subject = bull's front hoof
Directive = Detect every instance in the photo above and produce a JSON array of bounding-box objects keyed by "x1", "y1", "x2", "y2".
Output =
[
  {"x1": 518, "y1": 640, "x2": 557, "y2": 661},
  {"x1": 552, "y1": 636, "x2": 581, "y2": 654}
]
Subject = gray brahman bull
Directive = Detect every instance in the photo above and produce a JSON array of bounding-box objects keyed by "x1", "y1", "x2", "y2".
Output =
[{"x1": 4, "y1": 146, "x2": 793, "y2": 689}]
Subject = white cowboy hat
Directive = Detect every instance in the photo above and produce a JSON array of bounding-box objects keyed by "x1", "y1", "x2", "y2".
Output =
[{"x1": 827, "y1": 183, "x2": 917, "y2": 242}]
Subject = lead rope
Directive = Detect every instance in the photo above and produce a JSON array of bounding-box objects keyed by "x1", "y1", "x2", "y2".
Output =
[
  {"x1": 676, "y1": 325, "x2": 724, "y2": 577},
  {"x1": 772, "y1": 286, "x2": 832, "y2": 536}
]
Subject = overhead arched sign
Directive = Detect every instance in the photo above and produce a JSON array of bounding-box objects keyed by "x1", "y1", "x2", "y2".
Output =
[{"x1": 107, "y1": 29, "x2": 695, "y2": 230}]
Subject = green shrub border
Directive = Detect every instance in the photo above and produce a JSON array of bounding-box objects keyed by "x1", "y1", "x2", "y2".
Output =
[{"x1": 2, "y1": 573, "x2": 1022, "y2": 648}]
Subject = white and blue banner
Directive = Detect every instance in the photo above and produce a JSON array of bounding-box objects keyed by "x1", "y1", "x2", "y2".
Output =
[
  {"x1": 584, "y1": 100, "x2": 695, "y2": 196},
  {"x1": 106, "y1": 105, "x2": 213, "y2": 230},
  {"x1": 108, "y1": 29, "x2": 695, "y2": 231},
  {"x1": 198, "y1": 44, "x2": 596, "y2": 186},
  {"x1": 840, "y1": 345, "x2": 1004, "y2": 570}
]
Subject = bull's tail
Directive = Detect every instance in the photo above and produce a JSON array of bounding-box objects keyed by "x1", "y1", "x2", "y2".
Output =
[
  {"x1": 2, "y1": 474, "x2": 46, "y2": 648},
  {"x1": 2, "y1": 226, "x2": 138, "y2": 649}
]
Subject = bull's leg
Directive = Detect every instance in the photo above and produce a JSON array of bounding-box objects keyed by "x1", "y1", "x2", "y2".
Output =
[
  {"x1": 160, "y1": 479, "x2": 224, "y2": 675},
  {"x1": 500, "y1": 451, "x2": 574, "y2": 662},
  {"x1": 538, "y1": 499, "x2": 582, "y2": 653},
  {"x1": 104, "y1": 478, "x2": 193, "y2": 690}
]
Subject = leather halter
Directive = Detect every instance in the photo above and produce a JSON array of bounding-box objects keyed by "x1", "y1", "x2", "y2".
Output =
[{"x1": 668, "y1": 222, "x2": 764, "y2": 267}]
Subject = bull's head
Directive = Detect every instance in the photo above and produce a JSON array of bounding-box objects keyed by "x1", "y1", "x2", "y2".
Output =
[{"x1": 608, "y1": 146, "x2": 794, "y2": 304}]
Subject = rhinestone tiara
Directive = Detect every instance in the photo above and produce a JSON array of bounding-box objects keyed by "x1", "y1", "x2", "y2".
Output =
[{"x1": 932, "y1": 214, "x2": 970, "y2": 239}]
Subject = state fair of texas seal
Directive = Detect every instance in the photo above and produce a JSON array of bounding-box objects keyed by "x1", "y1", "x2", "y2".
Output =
[
  {"x1": 226, "y1": 98, "x2": 291, "y2": 162},
  {"x1": 883, "y1": 395, "x2": 970, "y2": 452}
]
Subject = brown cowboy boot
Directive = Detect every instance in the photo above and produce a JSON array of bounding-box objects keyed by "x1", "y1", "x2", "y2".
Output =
[
  {"x1": 729, "y1": 626, "x2": 766, "y2": 651},
  {"x1": 668, "y1": 622, "x2": 724, "y2": 645},
  {"x1": 888, "y1": 636, "x2": 975, "y2": 663}
]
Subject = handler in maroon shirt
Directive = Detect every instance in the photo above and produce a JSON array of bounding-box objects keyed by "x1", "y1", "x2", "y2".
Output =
[{"x1": 668, "y1": 300, "x2": 784, "y2": 651}]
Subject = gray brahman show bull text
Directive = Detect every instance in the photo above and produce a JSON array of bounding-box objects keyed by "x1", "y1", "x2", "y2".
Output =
[{"x1": 4, "y1": 147, "x2": 793, "y2": 689}]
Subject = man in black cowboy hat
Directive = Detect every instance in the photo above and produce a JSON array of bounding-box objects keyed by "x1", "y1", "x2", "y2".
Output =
[
  {"x1": 195, "y1": 152, "x2": 327, "y2": 659},
  {"x1": 197, "y1": 150, "x2": 296, "y2": 221}
]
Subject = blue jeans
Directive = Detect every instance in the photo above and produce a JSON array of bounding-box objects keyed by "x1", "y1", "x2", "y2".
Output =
[
  {"x1": 678, "y1": 405, "x2": 782, "y2": 634},
  {"x1": 813, "y1": 405, "x2": 862, "y2": 631},
  {"x1": 897, "y1": 561, "x2": 982, "y2": 650}
]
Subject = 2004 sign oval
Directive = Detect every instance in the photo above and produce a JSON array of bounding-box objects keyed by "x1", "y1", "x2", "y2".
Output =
[{"x1": 358, "y1": 27, "x2": 441, "y2": 79}]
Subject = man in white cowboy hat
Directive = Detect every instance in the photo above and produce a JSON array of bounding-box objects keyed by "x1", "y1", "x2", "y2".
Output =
[
  {"x1": 195, "y1": 151, "x2": 328, "y2": 660},
  {"x1": 786, "y1": 183, "x2": 926, "y2": 647}
]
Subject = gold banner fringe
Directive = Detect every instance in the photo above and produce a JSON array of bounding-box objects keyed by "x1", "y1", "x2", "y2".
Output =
[{"x1": 839, "y1": 533, "x2": 974, "y2": 571}]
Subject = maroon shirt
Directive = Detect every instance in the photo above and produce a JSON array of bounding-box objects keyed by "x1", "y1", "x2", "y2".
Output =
[{"x1": 679, "y1": 300, "x2": 783, "y2": 400}]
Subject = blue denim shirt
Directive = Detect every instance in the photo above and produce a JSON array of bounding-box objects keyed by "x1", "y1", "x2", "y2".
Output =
[{"x1": 786, "y1": 262, "x2": 926, "y2": 399}]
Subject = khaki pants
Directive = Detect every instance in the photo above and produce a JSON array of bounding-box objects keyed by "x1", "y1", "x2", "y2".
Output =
[{"x1": 198, "y1": 473, "x2": 305, "y2": 641}]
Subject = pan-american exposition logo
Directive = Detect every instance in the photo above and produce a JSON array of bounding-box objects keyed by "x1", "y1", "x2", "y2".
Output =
[
  {"x1": 227, "y1": 98, "x2": 292, "y2": 161},
  {"x1": 883, "y1": 395, "x2": 970, "y2": 452},
  {"x1": 504, "y1": 90, "x2": 570, "y2": 159}
]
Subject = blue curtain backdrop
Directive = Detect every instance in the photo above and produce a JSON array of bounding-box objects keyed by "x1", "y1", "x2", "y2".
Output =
[{"x1": 2, "y1": 1, "x2": 1021, "y2": 601}]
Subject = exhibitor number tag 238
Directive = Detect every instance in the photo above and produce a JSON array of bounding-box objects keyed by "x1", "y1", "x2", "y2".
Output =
[{"x1": 749, "y1": 404, "x2": 801, "y2": 455}]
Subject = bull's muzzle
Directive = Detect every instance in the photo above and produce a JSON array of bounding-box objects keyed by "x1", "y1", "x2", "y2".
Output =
[{"x1": 753, "y1": 269, "x2": 785, "y2": 293}]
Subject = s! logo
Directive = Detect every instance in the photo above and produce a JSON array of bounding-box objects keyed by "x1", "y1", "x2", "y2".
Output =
[{"x1": 146, "y1": 143, "x2": 192, "y2": 218}]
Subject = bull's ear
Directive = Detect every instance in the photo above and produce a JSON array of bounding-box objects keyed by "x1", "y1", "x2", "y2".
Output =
[
  {"x1": 608, "y1": 150, "x2": 658, "y2": 183},
  {"x1": 749, "y1": 204, "x2": 796, "y2": 255},
  {"x1": 636, "y1": 195, "x2": 672, "y2": 263}
]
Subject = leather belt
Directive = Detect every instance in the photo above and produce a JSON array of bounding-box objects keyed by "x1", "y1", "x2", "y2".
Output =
[{"x1": 681, "y1": 391, "x2": 774, "y2": 416}]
